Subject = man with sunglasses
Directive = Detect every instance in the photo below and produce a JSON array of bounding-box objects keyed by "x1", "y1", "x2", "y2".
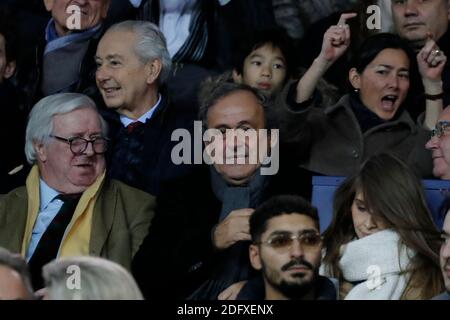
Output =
[
  {"x1": 426, "y1": 107, "x2": 450, "y2": 179},
  {"x1": 0, "y1": 93, "x2": 155, "y2": 290},
  {"x1": 236, "y1": 195, "x2": 336, "y2": 300}
]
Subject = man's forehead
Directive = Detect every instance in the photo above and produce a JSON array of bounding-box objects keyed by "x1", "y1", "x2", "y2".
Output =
[
  {"x1": 265, "y1": 214, "x2": 318, "y2": 234},
  {"x1": 439, "y1": 108, "x2": 450, "y2": 122}
]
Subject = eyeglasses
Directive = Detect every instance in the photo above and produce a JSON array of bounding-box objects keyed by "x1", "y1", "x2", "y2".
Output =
[
  {"x1": 256, "y1": 230, "x2": 323, "y2": 252},
  {"x1": 50, "y1": 135, "x2": 109, "y2": 155},
  {"x1": 431, "y1": 121, "x2": 450, "y2": 138}
]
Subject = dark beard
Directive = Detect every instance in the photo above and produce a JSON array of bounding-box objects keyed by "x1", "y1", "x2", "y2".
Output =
[{"x1": 274, "y1": 270, "x2": 319, "y2": 300}]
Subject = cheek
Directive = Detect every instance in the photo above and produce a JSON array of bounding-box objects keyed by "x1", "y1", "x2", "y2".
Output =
[{"x1": 441, "y1": 141, "x2": 450, "y2": 161}]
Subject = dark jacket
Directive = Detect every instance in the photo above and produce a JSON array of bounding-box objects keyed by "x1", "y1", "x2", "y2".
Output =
[
  {"x1": 18, "y1": 23, "x2": 104, "y2": 111},
  {"x1": 101, "y1": 92, "x2": 197, "y2": 196},
  {"x1": 132, "y1": 163, "x2": 311, "y2": 300},
  {"x1": 237, "y1": 274, "x2": 337, "y2": 300},
  {"x1": 278, "y1": 83, "x2": 433, "y2": 177},
  {"x1": 0, "y1": 81, "x2": 28, "y2": 193}
]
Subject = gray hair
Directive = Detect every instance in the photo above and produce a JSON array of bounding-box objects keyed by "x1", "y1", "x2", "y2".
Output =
[
  {"x1": 107, "y1": 20, "x2": 172, "y2": 85},
  {"x1": 198, "y1": 77, "x2": 278, "y2": 131},
  {"x1": 42, "y1": 256, "x2": 143, "y2": 300},
  {"x1": 25, "y1": 93, "x2": 108, "y2": 165},
  {"x1": 0, "y1": 247, "x2": 34, "y2": 298}
]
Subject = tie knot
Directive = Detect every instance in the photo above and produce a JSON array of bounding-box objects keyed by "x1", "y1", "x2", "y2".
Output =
[
  {"x1": 56, "y1": 193, "x2": 82, "y2": 203},
  {"x1": 126, "y1": 121, "x2": 143, "y2": 134}
]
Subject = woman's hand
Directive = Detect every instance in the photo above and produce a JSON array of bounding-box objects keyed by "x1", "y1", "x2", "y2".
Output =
[
  {"x1": 317, "y1": 13, "x2": 357, "y2": 68},
  {"x1": 417, "y1": 34, "x2": 447, "y2": 91},
  {"x1": 295, "y1": 13, "x2": 356, "y2": 103}
]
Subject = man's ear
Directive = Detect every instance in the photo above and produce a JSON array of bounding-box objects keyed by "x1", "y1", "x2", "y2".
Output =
[
  {"x1": 34, "y1": 141, "x2": 47, "y2": 162},
  {"x1": 102, "y1": 0, "x2": 112, "y2": 19},
  {"x1": 3, "y1": 60, "x2": 16, "y2": 80},
  {"x1": 145, "y1": 59, "x2": 162, "y2": 85},
  {"x1": 232, "y1": 69, "x2": 243, "y2": 84},
  {"x1": 348, "y1": 68, "x2": 361, "y2": 90},
  {"x1": 43, "y1": 0, "x2": 54, "y2": 12},
  {"x1": 249, "y1": 244, "x2": 262, "y2": 271}
]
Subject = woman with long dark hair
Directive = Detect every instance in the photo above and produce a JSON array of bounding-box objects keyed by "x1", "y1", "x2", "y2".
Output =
[
  {"x1": 322, "y1": 153, "x2": 444, "y2": 299},
  {"x1": 279, "y1": 13, "x2": 447, "y2": 177}
]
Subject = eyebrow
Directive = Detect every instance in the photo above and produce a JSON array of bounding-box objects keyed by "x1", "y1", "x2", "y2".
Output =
[
  {"x1": 95, "y1": 54, "x2": 123, "y2": 61},
  {"x1": 213, "y1": 121, "x2": 253, "y2": 129},
  {"x1": 268, "y1": 228, "x2": 318, "y2": 236},
  {"x1": 248, "y1": 53, "x2": 286, "y2": 62},
  {"x1": 375, "y1": 64, "x2": 409, "y2": 71}
]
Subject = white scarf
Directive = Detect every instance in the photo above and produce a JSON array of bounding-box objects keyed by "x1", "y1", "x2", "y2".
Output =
[{"x1": 338, "y1": 229, "x2": 415, "y2": 300}]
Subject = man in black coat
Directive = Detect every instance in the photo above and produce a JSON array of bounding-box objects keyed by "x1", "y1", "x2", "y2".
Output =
[
  {"x1": 132, "y1": 81, "x2": 311, "y2": 300},
  {"x1": 95, "y1": 20, "x2": 197, "y2": 196},
  {"x1": 0, "y1": 12, "x2": 28, "y2": 193}
]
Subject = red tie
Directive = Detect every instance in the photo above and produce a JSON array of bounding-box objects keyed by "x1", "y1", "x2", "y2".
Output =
[{"x1": 126, "y1": 121, "x2": 143, "y2": 134}]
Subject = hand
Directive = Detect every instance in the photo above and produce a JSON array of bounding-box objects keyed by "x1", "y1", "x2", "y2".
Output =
[
  {"x1": 317, "y1": 13, "x2": 357, "y2": 66},
  {"x1": 213, "y1": 208, "x2": 253, "y2": 250},
  {"x1": 218, "y1": 281, "x2": 247, "y2": 300},
  {"x1": 417, "y1": 33, "x2": 447, "y2": 88}
]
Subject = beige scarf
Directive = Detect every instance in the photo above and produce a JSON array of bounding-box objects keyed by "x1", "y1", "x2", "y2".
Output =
[{"x1": 20, "y1": 165, "x2": 105, "y2": 258}]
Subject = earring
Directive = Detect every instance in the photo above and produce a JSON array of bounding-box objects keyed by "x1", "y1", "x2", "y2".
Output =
[{"x1": 354, "y1": 88, "x2": 360, "y2": 93}]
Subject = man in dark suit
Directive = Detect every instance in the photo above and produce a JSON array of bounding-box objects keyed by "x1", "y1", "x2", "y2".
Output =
[
  {"x1": 132, "y1": 81, "x2": 309, "y2": 300},
  {"x1": 95, "y1": 20, "x2": 196, "y2": 196},
  {"x1": 0, "y1": 93, "x2": 155, "y2": 290}
]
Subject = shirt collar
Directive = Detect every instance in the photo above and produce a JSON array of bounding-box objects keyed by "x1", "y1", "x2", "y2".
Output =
[
  {"x1": 120, "y1": 94, "x2": 162, "y2": 127},
  {"x1": 39, "y1": 179, "x2": 60, "y2": 211}
]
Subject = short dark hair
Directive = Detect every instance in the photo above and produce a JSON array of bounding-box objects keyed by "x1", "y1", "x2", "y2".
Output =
[
  {"x1": 198, "y1": 78, "x2": 278, "y2": 130},
  {"x1": 250, "y1": 195, "x2": 319, "y2": 243},
  {"x1": 233, "y1": 28, "x2": 295, "y2": 80},
  {"x1": 0, "y1": 7, "x2": 18, "y2": 63}
]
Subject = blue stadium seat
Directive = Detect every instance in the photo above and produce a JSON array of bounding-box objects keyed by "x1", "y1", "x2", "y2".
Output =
[{"x1": 312, "y1": 176, "x2": 450, "y2": 232}]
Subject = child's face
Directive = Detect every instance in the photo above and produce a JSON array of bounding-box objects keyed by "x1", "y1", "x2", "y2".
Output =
[
  {"x1": 0, "y1": 34, "x2": 15, "y2": 84},
  {"x1": 233, "y1": 43, "x2": 287, "y2": 97}
]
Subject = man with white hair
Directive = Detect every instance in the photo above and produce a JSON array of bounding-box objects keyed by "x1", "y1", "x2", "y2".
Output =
[
  {"x1": 0, "y1": 93, "x2": 155, "y2": 290},
  {"x1": 95, "y1": 20, "x2": 196, "y2": 196}
]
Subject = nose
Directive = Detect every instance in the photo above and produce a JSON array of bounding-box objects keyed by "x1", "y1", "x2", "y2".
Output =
[
  {"x1": 404, "y1": 0, "x2": 419, "y2": 16},
  {"x1": 388, "y1": 74, "x2": 399, "y2": 90},
  {"x1": 83, "y1": 141, "x2": 96, "y2": 156},
  {"x1": 96, "y1": 65, "x2": 110, "y2": 83},
  {"x1": 365, "y1": 216, "x2": 377, "y2": 230},
  {"x1": 425, "y1": 135, "x2": 439, "y2": 150},
  {"x1": 289, "y1": 239, "x2": 305, "y2": 258},
  {"x1": 260, "y1": 64, "x2": 272, "y2": 78}
]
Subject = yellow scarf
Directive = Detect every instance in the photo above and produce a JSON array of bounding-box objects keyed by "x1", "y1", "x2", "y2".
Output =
[{"x1": 21, "y1": 165, "x2": 105, "y2": 258}]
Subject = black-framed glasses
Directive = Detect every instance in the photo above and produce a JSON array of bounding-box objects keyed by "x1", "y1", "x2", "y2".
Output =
[
  {"x1": 431, "y1": 121, "x2": 450, "y2": 138},
  {"x1": 256, "y1": 230, "x2": 323, "y2": 252},
  {"x1": 50, "y1": 135, "x2": 109, "y2": 155}
]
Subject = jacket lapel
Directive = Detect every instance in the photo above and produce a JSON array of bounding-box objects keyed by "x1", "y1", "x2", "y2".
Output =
[{"x1": 89, "y1": 180, "x2": 116, "y2": 256}]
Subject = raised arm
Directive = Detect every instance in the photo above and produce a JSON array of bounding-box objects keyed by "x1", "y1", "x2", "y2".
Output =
[
  {"x1": 296, "y1": 13, "x2": 357, "y2": 103},
  {"x1": 417, "y1": 34, "x2": 447, "y2": 130}
]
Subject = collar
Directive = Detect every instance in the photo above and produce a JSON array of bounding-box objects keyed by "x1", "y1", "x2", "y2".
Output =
[
  {"x1": 38, "y1": 178, "x2": 60, "y2": 211},
  {"x1": 44, "y1": 18, "x2": 103, "y2": 54},
  {"x1": 326, "y1": 94, "x2": 416, "y2": 132},
  {"x1": 119, "y1": 94, "x2": 162, "y2": 127}
]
